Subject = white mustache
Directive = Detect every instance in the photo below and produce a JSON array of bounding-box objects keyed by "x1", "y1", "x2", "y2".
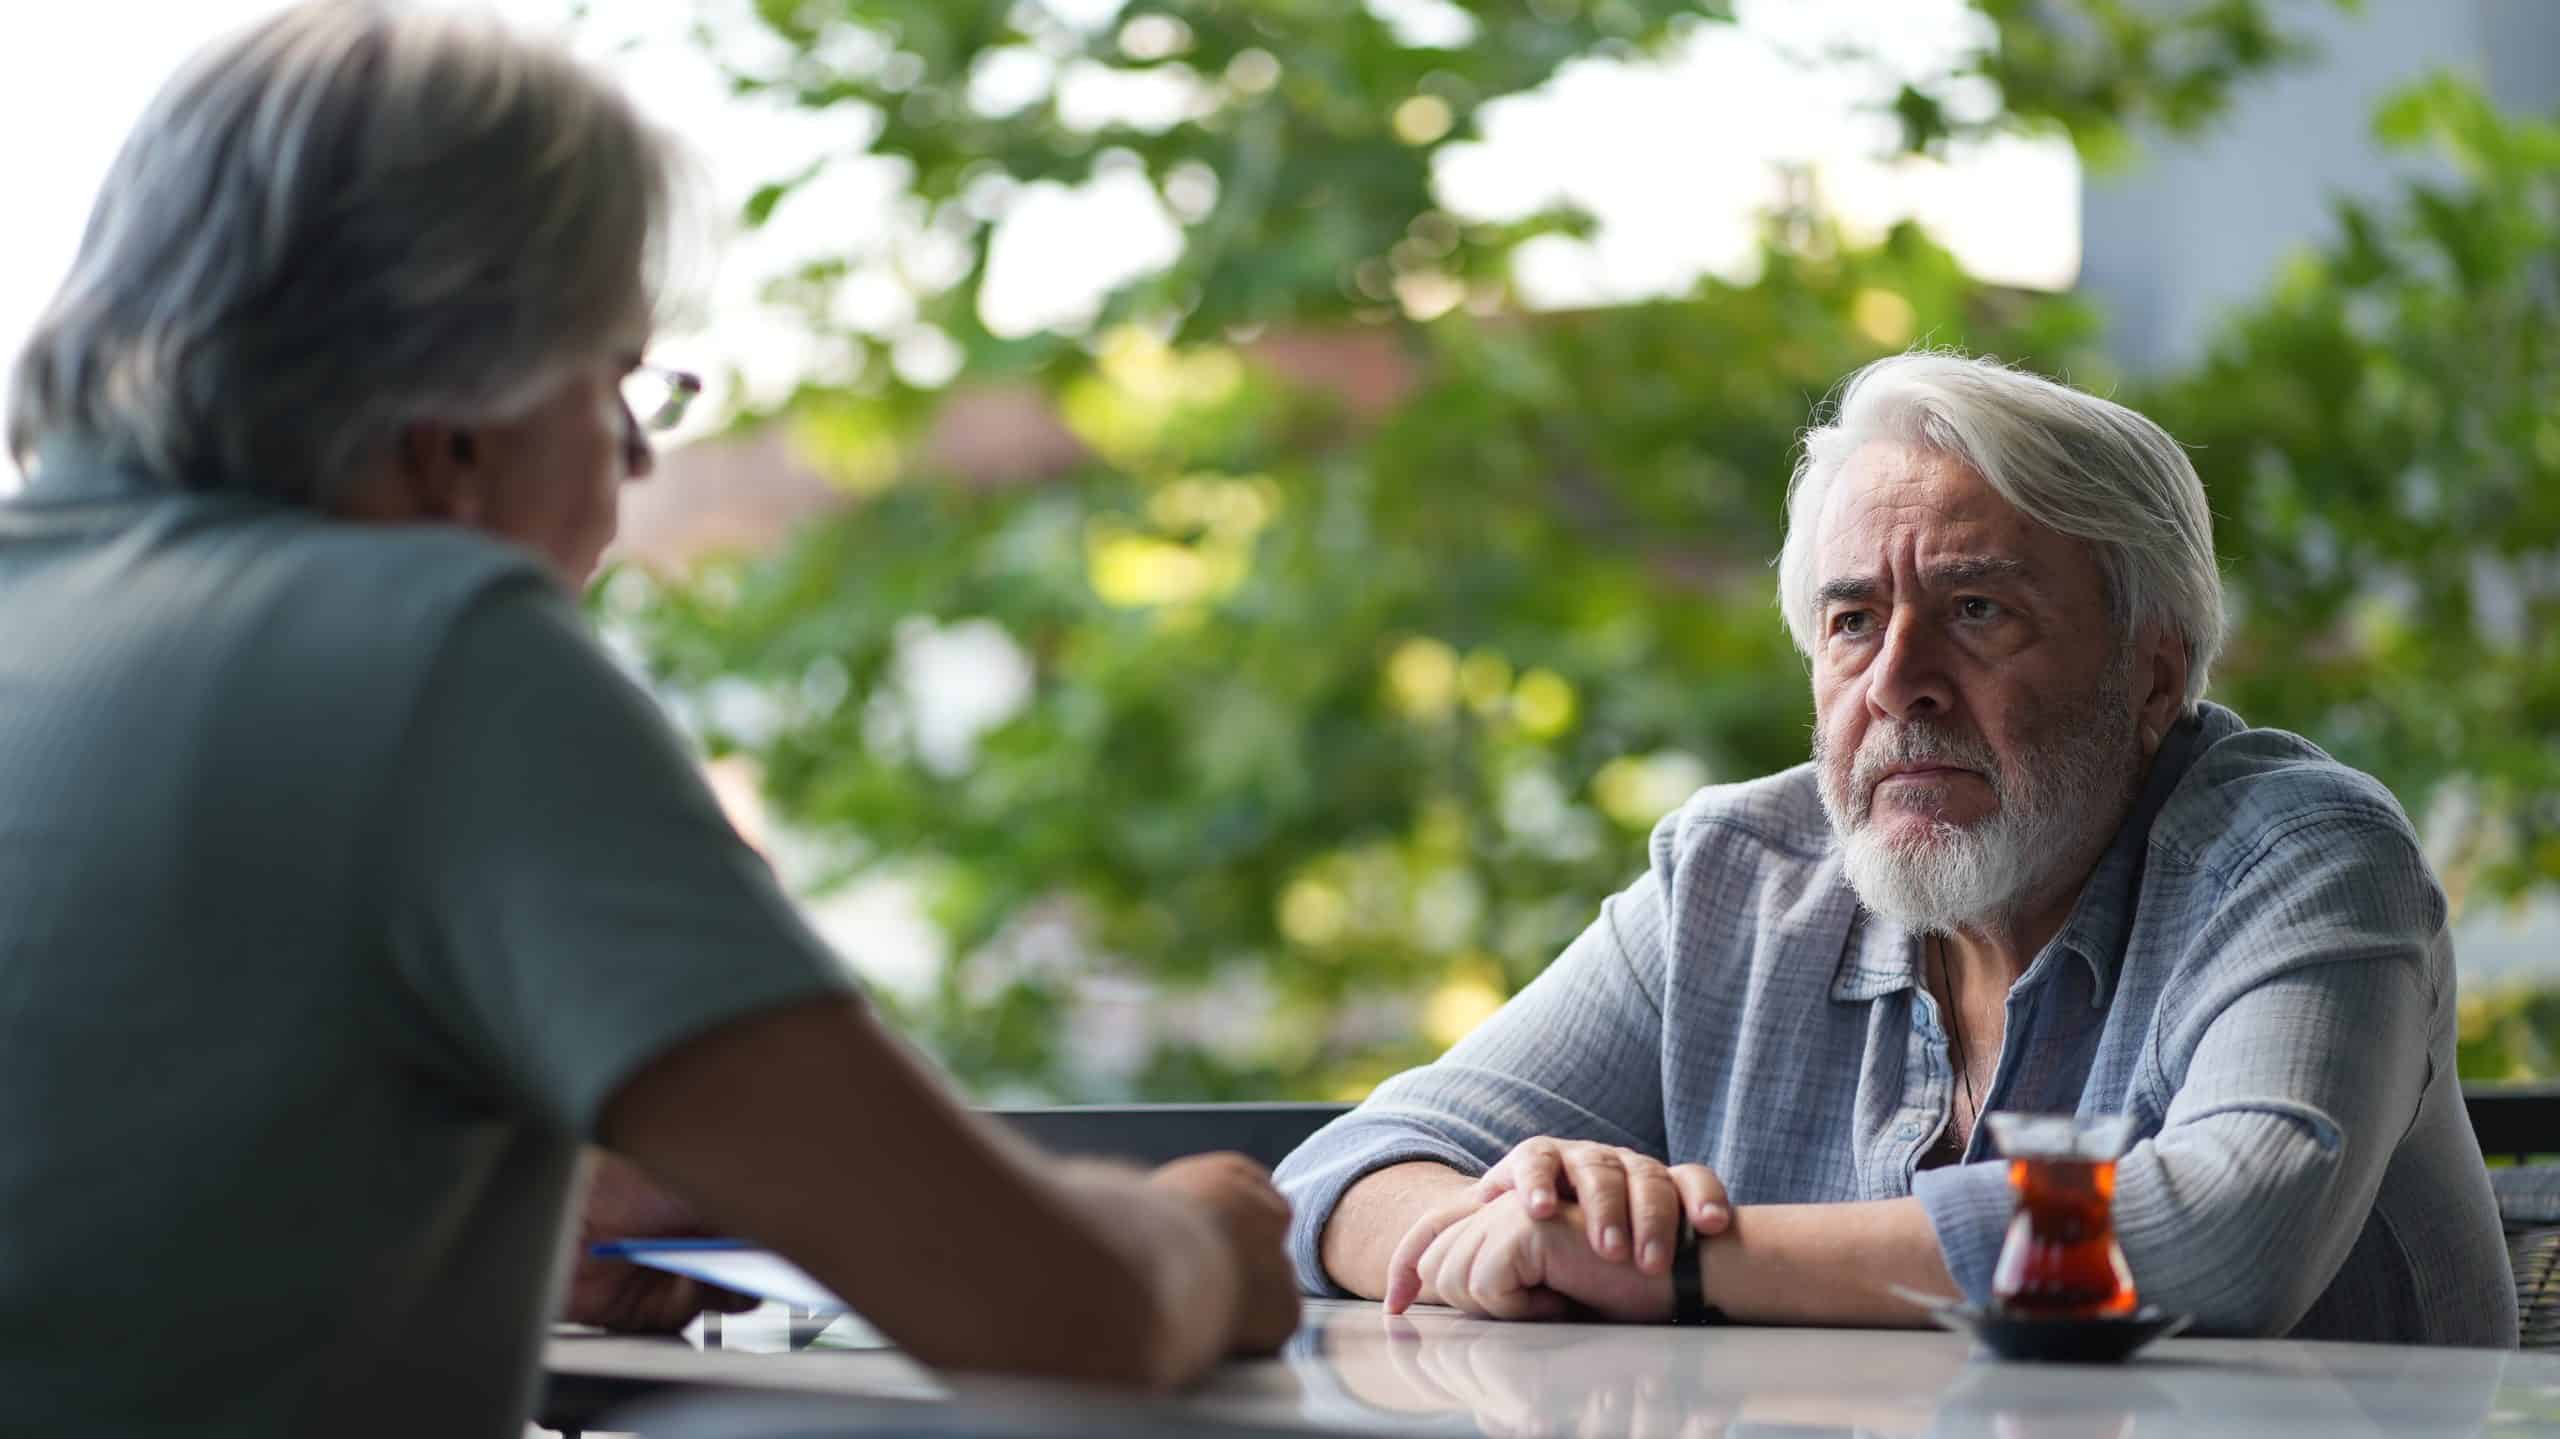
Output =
[{"x1": 1848, "y1": 725, "x2": 2003, "y2": 817}]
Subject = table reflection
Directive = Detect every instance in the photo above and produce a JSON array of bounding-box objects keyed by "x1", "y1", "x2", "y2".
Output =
[
  {"x1": 1283, "y1": 1300, "x2": 2523, "y2": 1439},
  {"x1": 1299, "y1": 1304, "x2": 1949, "y2": 1438},
  {"x1": 577, "y1": 1297, "x2": 2546, "y2": 1437}
]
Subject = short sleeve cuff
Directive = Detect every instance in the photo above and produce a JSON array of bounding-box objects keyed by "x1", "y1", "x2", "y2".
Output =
[
  {"x1": 1280, "y1": 1137, "x2": 1488, "y2": 1299},
  {"x1": 561, "y1": 967, "x2": 862, "y2": 1141},
  {"x1": 1911, "y1": 1160, "x2": 2014, "y2": 1306}
]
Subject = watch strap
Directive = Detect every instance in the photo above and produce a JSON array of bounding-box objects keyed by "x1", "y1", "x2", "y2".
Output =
[{"x1": 1670, "y1": 1222, "x2": 1725, "y2": 1326}]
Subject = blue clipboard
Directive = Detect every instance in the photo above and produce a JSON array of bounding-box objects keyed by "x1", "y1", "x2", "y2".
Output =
[{"x1": 589, "y1": 1238, "x2": 851, "y2": 1314}]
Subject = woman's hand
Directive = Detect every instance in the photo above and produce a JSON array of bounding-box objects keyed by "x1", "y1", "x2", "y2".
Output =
[
  {"x1": 564, "y1": 1150, "x2": 757, "y2": 1332},
  {"x1": 1148, "y1": 1151, "x2": 1303, "y2": 1354}
]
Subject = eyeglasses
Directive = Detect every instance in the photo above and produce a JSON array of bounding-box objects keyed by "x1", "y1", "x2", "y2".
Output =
[{"x1": 623, "y1": 363, "x2": 703, "y2": 433}]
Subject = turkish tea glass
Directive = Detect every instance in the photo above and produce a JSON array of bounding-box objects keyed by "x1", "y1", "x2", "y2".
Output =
[{"x1": 1983, "y1": 1113, "x2": 2139, "y2": 1319}]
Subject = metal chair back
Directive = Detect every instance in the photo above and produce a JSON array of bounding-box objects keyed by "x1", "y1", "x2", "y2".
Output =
[{"x1": 987, "y1": 1103, "x2": 1351, "y2": 1171}]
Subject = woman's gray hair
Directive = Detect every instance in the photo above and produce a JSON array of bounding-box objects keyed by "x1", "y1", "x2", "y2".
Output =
[
  {"x1": 1776, "y1": 352, "x2": 2226, "y2": 712},
  {"x1": 7, "y1": 1, "x2": 681, "y2": 504}
]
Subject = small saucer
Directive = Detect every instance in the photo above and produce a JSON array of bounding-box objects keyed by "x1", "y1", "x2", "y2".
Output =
[{"x1": 1890, "y1": 1287, "x2": 2192, "y2": 1363}]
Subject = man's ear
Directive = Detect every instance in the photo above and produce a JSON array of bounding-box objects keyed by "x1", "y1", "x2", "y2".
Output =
[
  {"x1": 2133, "y1": 621, "x2": 2189, "y2": 756},
  {"x1": 393, "y1": 422, "x2": 484, "y2": 525}
]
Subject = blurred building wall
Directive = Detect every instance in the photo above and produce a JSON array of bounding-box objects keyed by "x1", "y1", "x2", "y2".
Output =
[{"x1": 2080, "y1": 0, "x2": 2560, "y2": 374}]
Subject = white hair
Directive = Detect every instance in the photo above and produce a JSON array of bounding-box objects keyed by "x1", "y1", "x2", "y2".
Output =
[
  {"x1": 1776, "y1": 353, "x2": 2225, "y2": 711},
  {"x1": 8, "y1": 1, "x2": 684, "y2": 505}
]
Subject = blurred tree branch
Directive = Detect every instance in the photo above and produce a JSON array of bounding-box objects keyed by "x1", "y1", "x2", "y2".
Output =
[{"x1": 617, "y1": 2, "x2": 2560, "y2": 1100}]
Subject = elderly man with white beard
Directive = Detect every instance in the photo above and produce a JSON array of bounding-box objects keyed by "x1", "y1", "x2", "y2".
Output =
[{"x1": 1273, "y1": 353, "x2": 2518, "y2": 1345}]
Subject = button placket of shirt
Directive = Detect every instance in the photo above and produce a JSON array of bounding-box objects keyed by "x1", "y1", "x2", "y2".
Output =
[
  {"x1": 1993, "y1": 943, "x2": 2114, "y2": 1136},
  {"x1": 1917, "y1": 942, "x2": 2051, "y2": 1168},
  {"x1": 1964, "y1": 981, "x2": 2038, "y2": 1163},
  {"x1": 1901, "y1": 980, "x2": 1954, "y2": 1169}
]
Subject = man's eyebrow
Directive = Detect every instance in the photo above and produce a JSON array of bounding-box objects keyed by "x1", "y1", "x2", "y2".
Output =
[
  {"x1": 1813, "y1": 576, "x2": 1877, "y2": 608},
  {"x1": 1812, "y1": 558, "x2": 2041, "y2": 609},
  {"x1": 1923, "y1": 556, "x2": 2036, "y2": 590}
]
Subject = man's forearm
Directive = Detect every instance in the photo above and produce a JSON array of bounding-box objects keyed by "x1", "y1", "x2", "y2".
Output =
[
  {"x1": 1320, "y1": 1162, "x2": 1959, "y2": 1326},
  {"x1": 1318, "y1": 1161, "x2": 1477, "y2": 1299},
  {"x1": 1698, "y1": 1198, "x2": 1957, "y2": 1325}
]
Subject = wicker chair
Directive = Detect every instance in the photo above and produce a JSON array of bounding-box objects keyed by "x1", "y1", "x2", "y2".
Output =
[
  {"x1": 2471, "y1": 1085, "x2": 2560, "y2": 1351},
  {"x1": 2494, "y1": 1164, "x2": 2560, "y2": 1351}
]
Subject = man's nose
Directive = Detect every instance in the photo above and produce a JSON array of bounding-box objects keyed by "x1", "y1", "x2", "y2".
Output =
[{"x1": 1865, "y1": 609, "x2": 1953, "y2": 722}]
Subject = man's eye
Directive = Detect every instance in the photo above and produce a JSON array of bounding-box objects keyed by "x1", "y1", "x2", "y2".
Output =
[
  {"x1": 1957, "y1": 597, "x2": 2003, "y2": 623},
  {"x1": 1831, "y1": 610, "x2": 1874, "y2": 637}
]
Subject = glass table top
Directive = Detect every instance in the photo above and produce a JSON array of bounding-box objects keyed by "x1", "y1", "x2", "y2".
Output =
[{"x1": 548, "y1": 1296, "x2": 2560, "y2": 1437}]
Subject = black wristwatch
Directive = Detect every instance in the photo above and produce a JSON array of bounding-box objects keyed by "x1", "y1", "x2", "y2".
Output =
[{"x1": 1670, "y1": 1222, "x2": 1726, "y2": 1326}]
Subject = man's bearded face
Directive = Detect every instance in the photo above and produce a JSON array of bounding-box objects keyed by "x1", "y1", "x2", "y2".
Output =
[{"x1": 1804, "y1": 441, "x2": 2149, "y2": 934}]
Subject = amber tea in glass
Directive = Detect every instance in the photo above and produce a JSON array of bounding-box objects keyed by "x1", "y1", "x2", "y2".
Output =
[{"x1": 1982, "y1": 1113, "x2": 2138, "y2": 1319}]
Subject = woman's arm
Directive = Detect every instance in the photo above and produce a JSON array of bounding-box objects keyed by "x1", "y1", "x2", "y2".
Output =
[{"x1": 598, "y1": 996, "x2": 1297, "y2": 1389}]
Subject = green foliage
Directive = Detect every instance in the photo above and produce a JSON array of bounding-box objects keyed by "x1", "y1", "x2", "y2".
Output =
[
  {"x1": 2142, "y1": 76, "x2": 2560, "y2": 907},
  {"x1": 2143, "y1": 77, "x2": 2560, "y2": 1076},
  {"x1": 1967, "y1": 0, "x2": 2353, "y2": 163},
  {"x1": 704, "y1": 0, "x2": 2344, "y2": 381},
  {"x1": 628, "y1": 220, "x2": 2099, "y2": 1099},
  {"x1": 2463, "y1": 986, "x2": 2560, "y2": 1084},
  {"x1": 621, "y1": 2, "x2": 2560, "y2": 1099}
]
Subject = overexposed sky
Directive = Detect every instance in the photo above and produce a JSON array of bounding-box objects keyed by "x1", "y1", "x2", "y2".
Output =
[
  {"x1": 0, "y1": 2, "x2": 297, "y2": 480},
  {"x1": 0, "y1": 0, "x2": 2078, "y2": 486}
]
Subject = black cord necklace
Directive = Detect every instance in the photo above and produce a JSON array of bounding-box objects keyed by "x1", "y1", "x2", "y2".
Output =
[{"x1": 1934, "y1": 935, "x2": 1979, "y2": 1143}]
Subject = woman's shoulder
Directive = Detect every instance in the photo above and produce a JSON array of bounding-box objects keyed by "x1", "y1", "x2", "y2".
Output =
[
  {"x1": 82, "y1": 504, "x2": 585, "y2": 733},
  {"x1": 164, "y1": 505, "x2": 561, "y2": 656},
  {"x1": 222, "y1": 507, "x2": 551, "y2": 598}
]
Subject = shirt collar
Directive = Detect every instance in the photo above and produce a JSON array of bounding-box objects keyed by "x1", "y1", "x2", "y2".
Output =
[
  {"x1": 1830, "y1": 901, "x2": 1916, "y2": 1002},
  {"x1": 1827, "y1": 708, "x2": 2218, "y2": 1007},
  {"x1": 10, "y1": 434, "x2": 187, "y2": 506},
  {"x1": 2043, "y1": 710, "x2": 2211, "y2": 1007}
]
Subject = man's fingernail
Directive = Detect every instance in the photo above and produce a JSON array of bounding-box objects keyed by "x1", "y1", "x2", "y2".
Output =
[
  {"x1": 1603, "y1": 1225, "x2": 1625, "y2": 1255},
  {"x1": 1532, "y1": 1188, "x2": 1553, "y2": 1211},
  {"x1": 1699, "y1": 1202, "x2": 1730, "y2": 1227},
  {"x1": 1641, "y1": 1240, "x2": 1662, "y2": 1270}
]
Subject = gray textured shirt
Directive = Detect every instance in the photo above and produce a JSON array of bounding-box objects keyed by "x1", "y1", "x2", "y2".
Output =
[
  {"x1": 1276, "y1": 705, "x2": 2518, "y2": 1345},
  {"x1": 0, "y1": 448, "x2": 854, "y2": 1434}
]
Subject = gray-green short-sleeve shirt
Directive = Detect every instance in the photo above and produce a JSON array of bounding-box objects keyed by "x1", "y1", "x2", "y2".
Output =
[{"x1": 0, "y1": 452, "x2": 854, "y2": 1435}]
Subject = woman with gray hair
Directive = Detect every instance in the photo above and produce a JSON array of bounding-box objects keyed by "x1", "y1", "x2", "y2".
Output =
[{"x1": 0, "y1": 5, "x2": 1293, "y2": 1433}]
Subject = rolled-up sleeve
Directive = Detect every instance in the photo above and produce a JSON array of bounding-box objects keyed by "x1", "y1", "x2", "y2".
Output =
[
  {"x1": 1921, "y1": 814, "x2": 2440, "y2": 1331},
  {"x1": 1908, "y1": 1159, "x2": 2012, "y2": 1306},
  {"x1": 1274, "y1": 866, "x2": 1672, "y2": 1295}
]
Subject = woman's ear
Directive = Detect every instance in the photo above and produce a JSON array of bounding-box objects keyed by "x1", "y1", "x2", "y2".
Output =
[{"x1": 393, "y1": 422, "x2": 484, "y2": 525}]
